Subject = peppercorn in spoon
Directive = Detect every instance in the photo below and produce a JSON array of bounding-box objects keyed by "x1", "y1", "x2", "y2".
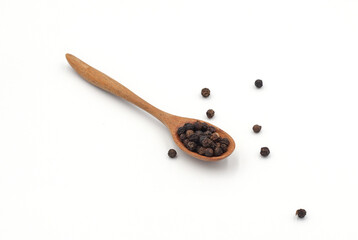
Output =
[{"x1": 66, "y1": 54, "x2": 235, "y2": 161}]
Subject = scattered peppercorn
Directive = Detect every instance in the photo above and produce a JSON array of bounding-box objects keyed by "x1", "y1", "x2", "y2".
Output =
[
  {"x1": 260, "y1": 147, "x2": 270, "y2": 157},
  {"x1": 255, "y1": 79, "x2": 263, "y2": 88},
  {"x1": 253, "y1": 124, "x2": 262, "y2": 133},
  {"x1": 296, "y1": 209, "x2": 306, "y2": 218},
  {"x1": 201, "y1": 88, "x2": 210, "y2": 98},
  {"x1": 177, "y1": 121, "x2": 230, "y2": 157},
  {"x1": 206, "y1": 109, "x2": 215, "y2": 119},
  {"x1": 168, "y1": 149, "x2": 177, "y2": 158}
]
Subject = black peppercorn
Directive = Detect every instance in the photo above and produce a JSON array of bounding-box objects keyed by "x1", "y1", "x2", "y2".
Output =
[
  {"x1": 188, "y1": 133, "x2": 199, "y2": 143},
  {"x1": 194, "y1": 121, "x2": 203, "y2": 131},
  {"x1": 255, "y1": 79, "x2": 263, "y2": 88},
  {"x1": 260, "y1": 147, "x2": 270, "y2": 157},
  {"x1": 221, "y1": 144, "x2": 228, "y2": 152},
  {"x1": 210, "y1": 132, "x2": 220, "y2": 142},
  {"x1": 207, "y1": 126, "x2": 216, "y2": 133},
  {"x1": 201, "y1": 88, "x2": 210, "y2": 98},
  {"x1": 168, "y1": 149, "x2": 177, "y2": 158},
  {"x1": 196, "y1": 130, "x2": 203, "y2": 136},
  {"x1": 203, "y1": 130, "x2": 212, "y2": 136},
  {"x1": 187, "y1": 141, "x2": 197, "y2": 151},
  {"x1": 214, "y1": 147, "x2": 223, "y2": 156},
  {"x1": 186, "y1": 130, "x2": 194, "y2": 138},
  {"x1": 177, "y1": 127, "x2": 186, "y2": 135},
  {"x1": 253, "y1": 124, "x2": 262, "y2": 133},
  {"x1": 199, "y1": 135, "x2": 207, "y2": 144},
  {"x1": 201, "y1": 137, "x2": 213, "y2": 148},
  {"x1": 201, "y1": 122, "x2": 208, "y2": 131},
  {"x1": 296, "y1": 209, "x2": 306, "y2": 218},
  {"x1": 183, "y1": 139, "x2": 190, "y2": 147},
  {"x1": 220, "y1": 138, "x2": 230, "y2": 146},
  {"x1": 184, "y1": 123, "x2": 195, "y2": 131},
  {"x1": 206, "y1": 109, "x2": 215, "y2": 119},
  {"x1": 204, "y1": 148, "x2": 214, "y2": 157},
  {"x1": 179, "y1": 133, "x2": 186, "y2": 142},
  {"x1": 197, "y1": 146, "x2": 206, "y2": 155}
]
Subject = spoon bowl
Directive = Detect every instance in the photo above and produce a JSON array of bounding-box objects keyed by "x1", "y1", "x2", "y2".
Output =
[
  {"x1": 167, "y1": 116, "x2": 235, "y2": 161},
  {"x1": 66, "y1": 54, "x2": 235, "y2": 161}
]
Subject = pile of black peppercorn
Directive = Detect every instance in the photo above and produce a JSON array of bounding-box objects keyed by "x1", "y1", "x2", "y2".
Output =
[{"x1": 177, "y1": 121, "x2": 230, "y2": 157}]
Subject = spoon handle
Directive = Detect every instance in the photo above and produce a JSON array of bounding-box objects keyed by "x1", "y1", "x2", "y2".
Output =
[{"x1": 66, "y1": 54, "x2": 170, "y2": 125}]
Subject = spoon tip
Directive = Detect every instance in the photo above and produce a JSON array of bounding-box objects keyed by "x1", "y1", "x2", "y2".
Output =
[{"x1": 65, "y1": 53, "x2": 74, "y2": 62}]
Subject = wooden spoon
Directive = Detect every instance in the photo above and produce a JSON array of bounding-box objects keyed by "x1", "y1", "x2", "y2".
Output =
[{"x1": 65, "y1": 54, "x2": 235, "y2": 161}]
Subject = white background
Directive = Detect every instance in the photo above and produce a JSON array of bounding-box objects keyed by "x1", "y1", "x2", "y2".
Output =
[{"x1": 1, "y1": 0, "x2": 358, "y2": 239}]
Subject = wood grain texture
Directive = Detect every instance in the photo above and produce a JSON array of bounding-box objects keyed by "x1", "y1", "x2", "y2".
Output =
[{"x1": 66, "y1": 54, "x2": 235, "y2": 161}]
